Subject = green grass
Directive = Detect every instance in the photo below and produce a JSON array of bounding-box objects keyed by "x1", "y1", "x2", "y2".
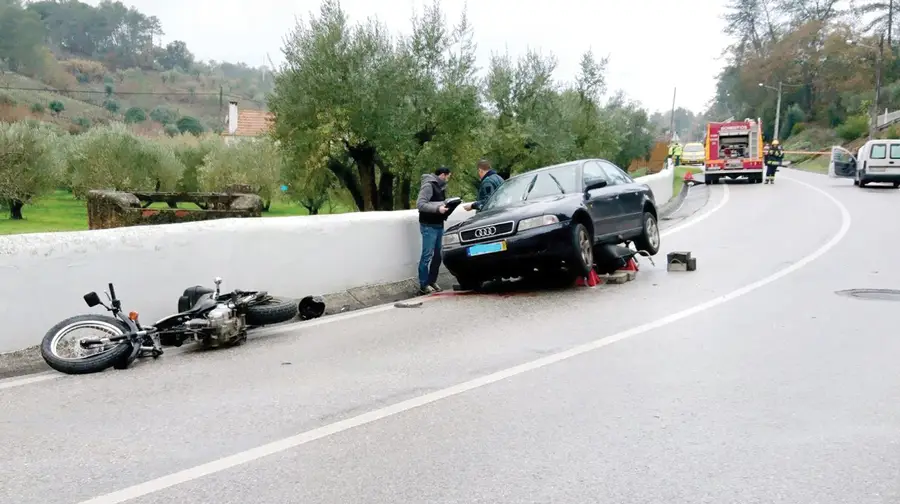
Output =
[
  {"x1": 673, "y1": 165, "x2": 703, "y2": 196},
  {"x1": 0, "y1": 190, "x2": 356, "y2": 236}
]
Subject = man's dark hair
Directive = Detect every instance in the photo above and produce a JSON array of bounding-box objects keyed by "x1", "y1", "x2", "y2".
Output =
[{"x1": 435, "y1": 166, "x2": 451, "y2": 176}]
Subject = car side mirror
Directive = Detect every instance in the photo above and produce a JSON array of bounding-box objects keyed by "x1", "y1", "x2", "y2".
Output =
[
  {"x1": 585, "y1": 179, "x2": 608, "y2": 192},
  {"x1": 84, "y1": 291, "x2": 102, "y2": 307}
]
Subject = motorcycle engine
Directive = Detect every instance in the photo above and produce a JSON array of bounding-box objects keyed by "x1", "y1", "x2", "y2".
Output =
[{"x1": 203, "y1": 304, "x2": 246, "y2": 347}]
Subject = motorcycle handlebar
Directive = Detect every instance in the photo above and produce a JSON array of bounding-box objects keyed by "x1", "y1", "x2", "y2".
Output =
[{"x1": 108, "y1": 283, "x2": 117, "y2": 300}]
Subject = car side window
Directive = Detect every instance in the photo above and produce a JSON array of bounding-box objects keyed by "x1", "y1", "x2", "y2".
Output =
[
  {"x1": 599, "y1": 161, "x2": 633, "y2": 185},
  {"x1": 871, "y1": 143, "x2": 887, "y2": 159},
  {"x1": 890, "y1": 144, "x2": 900, "y2": 159},
  {"x1": 582, "y1": 161, "x2": 611, "y2": 188}
]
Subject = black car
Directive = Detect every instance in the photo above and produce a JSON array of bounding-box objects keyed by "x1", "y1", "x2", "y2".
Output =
[{"x1": 441, "y1": 159, "x2": 661, "y2": 289}]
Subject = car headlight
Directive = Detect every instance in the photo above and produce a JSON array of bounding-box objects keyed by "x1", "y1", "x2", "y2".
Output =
[
  {"x1": 442, "y1": 233, "x2": 459, "y2": 247},
  {"x1": 517, "y1": 215, "x2": 559, "y2": 232}
]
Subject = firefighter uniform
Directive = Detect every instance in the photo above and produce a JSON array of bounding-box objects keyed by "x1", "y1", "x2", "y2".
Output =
[
  {"x1": 669, "y1": 142, "x2": 683, "y2": 166},
  {"x1": 764, "y1": 140, "x2": 784, "y2": 184}
]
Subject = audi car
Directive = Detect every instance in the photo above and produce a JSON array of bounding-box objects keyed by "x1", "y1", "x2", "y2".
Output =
[{"x1": 441, "y1": 159, "x2": 661, "y2": 290}]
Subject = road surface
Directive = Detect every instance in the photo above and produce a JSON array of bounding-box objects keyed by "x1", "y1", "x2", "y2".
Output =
[{"x1": 3, "y1": 169, "x2": 900, "y2": 504}]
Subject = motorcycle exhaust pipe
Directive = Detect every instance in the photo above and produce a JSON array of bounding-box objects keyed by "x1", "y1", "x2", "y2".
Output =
[{"x1": 185, "y1": 319, "x2": 211, "y2": 328}]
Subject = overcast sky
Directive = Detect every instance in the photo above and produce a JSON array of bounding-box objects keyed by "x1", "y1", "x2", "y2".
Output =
[{"x1": 88, "y1": 0, "x2": 730, "y2": 113}]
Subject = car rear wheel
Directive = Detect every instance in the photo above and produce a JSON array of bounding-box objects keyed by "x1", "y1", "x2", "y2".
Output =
[
  {"x1": 633, "y1": 212, "x2": 661, "y2": 255},
  {"x1": 568, "y1": 223, "x2": 594, "y2": 277}
]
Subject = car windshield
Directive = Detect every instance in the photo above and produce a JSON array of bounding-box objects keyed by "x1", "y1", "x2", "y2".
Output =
[
  {"x1": 684, "y1": 144, "x2": 704, "y2": 152},
  {"x1": 481, "y1": 164, "x2": 580, "y2": 211}
]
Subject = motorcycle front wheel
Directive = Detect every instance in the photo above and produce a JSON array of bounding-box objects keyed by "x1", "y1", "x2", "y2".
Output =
[{"x1": 40, "y1": 314, "x2": 134, "y2": 375}]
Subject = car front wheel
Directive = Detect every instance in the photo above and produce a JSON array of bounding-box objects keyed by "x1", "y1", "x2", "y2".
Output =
[
  {"x1": 568, "y1": 223, "x2": 594, "y2": 277},
  {"x1": 633, "y1": 212, "x2": 660, "y2": 255}
]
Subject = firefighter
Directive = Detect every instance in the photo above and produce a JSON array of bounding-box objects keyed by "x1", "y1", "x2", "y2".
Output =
[{"x1": 764, "y1": 139, "x2": 784, "y2": 184}]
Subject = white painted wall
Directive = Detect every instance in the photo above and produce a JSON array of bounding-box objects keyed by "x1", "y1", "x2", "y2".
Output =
[{"x1": 0, "y1": 170, "x2": 673, "y2": 353}]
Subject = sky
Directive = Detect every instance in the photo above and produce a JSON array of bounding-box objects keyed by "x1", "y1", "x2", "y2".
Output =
[{"x1": 87, "y1": 0, "x2": 731, "y2": 114}]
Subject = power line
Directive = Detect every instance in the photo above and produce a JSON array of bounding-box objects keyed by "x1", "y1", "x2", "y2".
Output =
[{"x1": 0, "y1": 85, "x2": 266, "y2": 105}]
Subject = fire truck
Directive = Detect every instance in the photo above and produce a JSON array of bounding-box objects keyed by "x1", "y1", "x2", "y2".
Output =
[{"x1": 703, "y1": 118, "x2": 764, "y2": 184}]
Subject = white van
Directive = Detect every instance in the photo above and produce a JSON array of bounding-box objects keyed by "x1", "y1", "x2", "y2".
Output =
[{"x1": 829, "y1": 139, "x2": 900, "y2": 188}]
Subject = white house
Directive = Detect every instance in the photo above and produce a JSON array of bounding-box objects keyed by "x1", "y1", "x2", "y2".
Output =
[{"x1": 223, "y1": 100, "x2": 274, "y2": 144}]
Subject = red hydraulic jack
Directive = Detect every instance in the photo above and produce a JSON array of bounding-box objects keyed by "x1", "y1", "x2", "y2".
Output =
[{"x1": 576, "y1": 269, "x2": 603, "y2": 287}]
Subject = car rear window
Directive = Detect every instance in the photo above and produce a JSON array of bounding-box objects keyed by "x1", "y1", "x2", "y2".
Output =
[
  {"x1": 871, "y1": 144, "x2": 887, "y2": 159},
  {"x1": 684, "y1": 144, "x2": 704, "y2": 152},
  {"x1": 891, "y1": 144, "x2": 900, "y2": 159}
]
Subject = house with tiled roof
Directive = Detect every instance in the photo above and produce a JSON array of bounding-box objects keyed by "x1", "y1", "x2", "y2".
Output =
[{"x1": 223, "y1": 100, "x2": 274, "y2": 144}]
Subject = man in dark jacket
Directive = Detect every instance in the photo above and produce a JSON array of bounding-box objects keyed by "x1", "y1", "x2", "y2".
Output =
[
  {"x1": 416, "y1": 166, "x2": 452, "y2": 294},
  {"x1": 463, "y1": 159, "x2": 504, "y2": 212}
]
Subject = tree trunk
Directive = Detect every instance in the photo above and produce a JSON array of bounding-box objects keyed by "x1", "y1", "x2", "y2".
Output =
[
  {"x1": 263, "y1": 199, "x2": 271, "y2": 212},
  {"x1": 398, "y1": 175, "x2": 412, "y2": 209},
  {"x1": 327, "y1": 157, "x2": 364, "y2": 211},
  {"x1": 347, "y1": 143, "x2": 378, "y2": 211},
  {"x1": 377, "y1": 171, "x2": 394, "y2": 211},
  {"x1": 9, "y1": 199, "x2": 24, "y2": 220}
]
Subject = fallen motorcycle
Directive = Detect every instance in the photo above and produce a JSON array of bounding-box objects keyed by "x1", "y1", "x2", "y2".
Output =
[{"x1": 40, "y1": 277, "x2": 309, "y2": 375}]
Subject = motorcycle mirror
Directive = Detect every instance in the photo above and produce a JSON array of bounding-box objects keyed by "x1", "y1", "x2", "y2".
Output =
[
  {"x1": 214, "y1": 277, "x2": 222, "y2": 285},
  {"x1": 84, "y1": 291, "x2": 102, "y2": 307}
]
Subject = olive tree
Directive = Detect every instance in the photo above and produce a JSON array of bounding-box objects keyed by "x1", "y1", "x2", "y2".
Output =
[
  {"x1": 0, "y1": 121, "x2": 64, "y2": 219},
  {"x1": 197, "y1": 138, "x2": 283, "y2": 210},
  {"x1": 66, "y1": 123, "x2": 184, "y2": 197}
]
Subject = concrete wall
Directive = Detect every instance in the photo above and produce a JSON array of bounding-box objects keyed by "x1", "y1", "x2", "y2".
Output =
[{"x1": 0, "y1": 169, "x2": 673, "y2": 353}]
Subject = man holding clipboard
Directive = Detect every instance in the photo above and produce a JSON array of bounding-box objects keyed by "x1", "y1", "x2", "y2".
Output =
[{"x1": 415, "y1": 166, "x2": 461, "y2": 294}]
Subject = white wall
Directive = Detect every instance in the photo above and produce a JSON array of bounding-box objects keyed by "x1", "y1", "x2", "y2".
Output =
[{"x1": 0, "y1": 170, "x2": 672, "y2": 353}]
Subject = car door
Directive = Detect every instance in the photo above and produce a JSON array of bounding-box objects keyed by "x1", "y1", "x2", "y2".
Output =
[
  {"x1": 598, "y1": 160, "x2": 643, "y2": 232},
  {"x1": 828, "y1": 146, "x2": 857, "y2": 179},
  {"x1": 582, "y1": 160, "x2": 620, "y2": 239}
]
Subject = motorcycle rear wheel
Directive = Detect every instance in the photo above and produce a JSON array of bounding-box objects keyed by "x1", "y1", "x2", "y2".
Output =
[
  {"x1": 245, "y1": 296, "x2": 298, "y2": 326},
  {"x1": 40, "y1": 314, "x2": 134, "y2": 375}
]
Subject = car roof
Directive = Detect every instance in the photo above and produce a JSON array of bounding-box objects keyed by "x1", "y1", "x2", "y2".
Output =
[{"x1": 508, "y1": 159, "x2": 595, "y2": 180}]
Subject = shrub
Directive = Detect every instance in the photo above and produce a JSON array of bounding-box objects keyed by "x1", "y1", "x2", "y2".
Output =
[
  {"x1": 124, "y1": 107, "x2": 147, "y2": 124},
  {"x1": 30, "y1": 102, "x2": 45, "y2": 114},
  {"x1": 176, "y1": 116, "x2": 204, "y2": 136},
  {"x1": 65, "y1": 124, "x2": 185, "y2": 197},
  {"x1": 60, "y1": 59, "x2": 108, "y2": 82},
  {"x1": 0, "y1": 122, "x2": 65, "y2": 218},
  {"x1": 72, "y1": 117, "x2": 91, "y2": 129},
  {"x1": 104, "y1": 100, "x2": 120, "y2": 113},
  {"x1": 198, "y1": 139, "x2": 282, "y2": 203},
  {"x1": 160, "y1": 134, "x2": 221, "y2": 192},
  {"x1": 791, "y1": 122, "x2": 807, "y2": 136},
  {"x1": 49, "y1": 100, "x2": 65, "y2": 116},
  {"x1": 164, "y1": 124, "x2": 180, "y2": 137},
  {"x1": 836, "y1": 115, "x2": 869, "y2": 142},
  {"x1": 150, "y1": 106, "x2": 178, "y2": 125}
]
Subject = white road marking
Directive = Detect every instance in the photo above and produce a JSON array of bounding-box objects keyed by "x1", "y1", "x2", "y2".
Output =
[
  {"x1": 661, "y1": 184, "x2": 730, "y2": 238},
  {"x1": 76, "y1": 175, "x2": 849, "y2": 504},
  {"x1": 0, "y1": 184, "x2": 732, "y2": 393},
  {"x1": 0, "y1": 372, "x2": 59, "y2": 390}
]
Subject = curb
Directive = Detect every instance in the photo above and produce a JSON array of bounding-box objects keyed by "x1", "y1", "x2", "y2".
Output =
[
  {"x1": 0, "y1": 271, "x2": 458, "y2": 380},
  {"x1": 659, "y1": 181, "x2": 690, "y2": 219}
]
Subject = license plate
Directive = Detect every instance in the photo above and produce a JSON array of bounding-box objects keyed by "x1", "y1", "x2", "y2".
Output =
[
  {"x1": 467, "y1": 241, "x2": 507, "y2": 257},
  {"x1": 726, "y1": 160, "x2": 742, "y2": 168}
]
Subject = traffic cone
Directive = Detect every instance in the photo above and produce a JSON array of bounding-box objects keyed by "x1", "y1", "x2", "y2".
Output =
[{"x1": 684, "y1": 171, "x2": 694, "y2": 182}]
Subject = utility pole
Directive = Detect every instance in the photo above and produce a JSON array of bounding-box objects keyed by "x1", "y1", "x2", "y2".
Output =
[
  {"x1": 669, "y1": 87, "x2": 676, "y2": 141},
  {"x1": 774, "y1": 81, "x2": 783, "y2": 141},
  {"x1": 870, "y1": 33, "x2": 885, "y2": 139}
]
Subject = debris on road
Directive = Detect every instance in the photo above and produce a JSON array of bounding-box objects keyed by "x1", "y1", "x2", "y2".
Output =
[
  {"x1": 667, "y1": 251, "x2": 697, "y2": 272},
  {"x1": 395, "y1": 300, "x2": 424, "y2": 308}
]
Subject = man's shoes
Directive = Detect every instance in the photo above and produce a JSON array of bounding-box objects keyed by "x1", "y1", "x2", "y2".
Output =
[
  {"x1": 429, "y1": 283, "x2": 443, "y2": 292},
  {"x1": 417, "y1": 285, "x2": 436, "y2": 295}
]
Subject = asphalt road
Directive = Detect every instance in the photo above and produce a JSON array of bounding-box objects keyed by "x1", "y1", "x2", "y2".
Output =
[{"x1": 3, "y1": 169, "x2": 900, "y2": 504}]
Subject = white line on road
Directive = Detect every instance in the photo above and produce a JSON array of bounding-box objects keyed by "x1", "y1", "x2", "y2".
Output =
[
  {"x1": 76, "y1": 175, "x2": 847, "y2": 504},
  {"x1": 0, "y1": 372, "x2": 59, "y2": 390},
  {"x1": 4, "y1": 183, "x2": 733, "y2": 394}
]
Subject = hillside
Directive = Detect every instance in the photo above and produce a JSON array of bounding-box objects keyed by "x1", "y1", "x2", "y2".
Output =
[{"x1": 0, "y1": 0, "x2": 272, "y2": 134}]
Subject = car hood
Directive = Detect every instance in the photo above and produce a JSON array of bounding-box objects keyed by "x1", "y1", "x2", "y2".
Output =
[{"x1": 448, "y1": 194, "x2": 579, "y2": 232}]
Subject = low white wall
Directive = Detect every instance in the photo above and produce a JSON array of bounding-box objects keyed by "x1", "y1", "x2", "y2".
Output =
[{"x1": 0, "y1": 170, "x2": 673, "y2": 353}]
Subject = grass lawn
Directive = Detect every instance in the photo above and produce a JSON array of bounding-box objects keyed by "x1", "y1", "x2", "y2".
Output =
[
  {"x1": 791, "y1": 155, "x2": 829, "y2": 174},
  {"x1": 0, "y1": 190, "x2": 355, "y2": 236},
  {"x1": 673, "y1": 165, "x2": 704, "y2": 197}
]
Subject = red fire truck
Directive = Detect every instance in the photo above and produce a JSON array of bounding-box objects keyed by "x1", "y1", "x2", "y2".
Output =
[{"x1": 703, "y1": 118, "x2": 764, "y2": 184}]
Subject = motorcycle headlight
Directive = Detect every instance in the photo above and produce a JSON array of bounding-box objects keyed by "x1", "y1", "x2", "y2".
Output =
[
  {"x1": 518, "y1": 215, "x2": 559, "y2": 232},
  {"x1": 442, "y1": 232, "x2": 459, "y2": 247}
]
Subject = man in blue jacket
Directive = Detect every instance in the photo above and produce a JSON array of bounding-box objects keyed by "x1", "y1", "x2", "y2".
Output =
[
  {"x1": 416, "y1": 166, "x2": 452, "y2": 294},
  {"x1": 463, "y1": 159, "x2": 504, "y2": 212}
]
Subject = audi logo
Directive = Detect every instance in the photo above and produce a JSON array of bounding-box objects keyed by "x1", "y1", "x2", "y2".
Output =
[{"x1": 473, "y1": 226, "x2": 497, "y2": 238}]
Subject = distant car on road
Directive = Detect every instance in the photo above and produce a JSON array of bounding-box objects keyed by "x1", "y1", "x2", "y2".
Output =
[
  {"x1": 681, "y1": 142, "x2": 706, "y2": 166},
  {"x1": 441, "y1": 159, "x2": 661, "y2": 290}
]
